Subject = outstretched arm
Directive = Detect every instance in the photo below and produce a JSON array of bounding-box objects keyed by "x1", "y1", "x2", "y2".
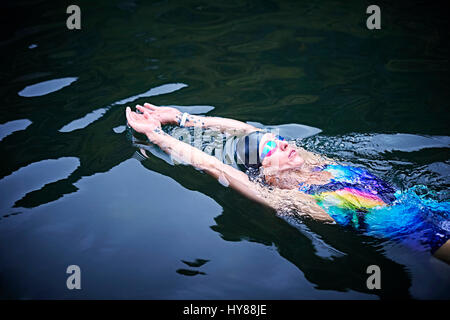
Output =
[
  {"x1": 126, "y1": 106, "x2": 269, "y2": 207},
  {"x1": 126, "y1": 106, "x2": 334, "y2": 223},
  {"x1": 139, "y1": 103, "x2": 261, "y2": 135}
]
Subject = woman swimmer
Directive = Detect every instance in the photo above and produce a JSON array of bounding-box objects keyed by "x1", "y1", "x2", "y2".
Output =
[{"x1": 125, "y1": 103, "x2": 450, "y2": 264}]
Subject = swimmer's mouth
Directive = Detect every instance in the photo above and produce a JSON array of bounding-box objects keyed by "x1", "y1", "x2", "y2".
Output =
[{"x1": 289, "y1": 149, "x2": 296, "y2": 159}]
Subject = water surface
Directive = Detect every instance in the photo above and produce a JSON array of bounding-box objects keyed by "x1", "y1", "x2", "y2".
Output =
[{"x1": 0, "y1": 0, "x2": 449, "y2": 299}]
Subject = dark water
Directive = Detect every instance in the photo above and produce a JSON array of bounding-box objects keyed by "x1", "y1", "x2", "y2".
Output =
[{"x1": 1, "y1": 0, "x2": 449, "y2": 299}]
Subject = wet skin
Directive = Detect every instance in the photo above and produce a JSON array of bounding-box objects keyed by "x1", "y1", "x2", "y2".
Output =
[{"x1": 260, "y1": 133, "x2": 305, "y2": 171}]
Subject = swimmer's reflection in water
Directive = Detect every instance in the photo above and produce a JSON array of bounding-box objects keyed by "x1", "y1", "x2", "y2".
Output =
[{"x1": 126, "y1": 103, "x2": 450, "y2": 264}]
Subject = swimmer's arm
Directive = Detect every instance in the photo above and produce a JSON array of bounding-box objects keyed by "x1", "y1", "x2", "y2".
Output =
[
  {"x1": 178, "y1": 113, "x2": 261, "y2": 135},
  {"x1": 146, "y1": 128, "x2": 272, "y2": 207},
  {"x1": 140, "y1": 103, "x2": 261, "y2": 135},
  {"x1": 256, "y1": 186, "x2": 335, "y2": 223},
  {"x1": 148, "y1": 129, "x2": 334, "y2": 222},
  {"x1": 126, "y1": 107, "x2": 334, "y2": 222},
  {"x1": 295, "y1": 193, "x2": 336, "y2": 223}
]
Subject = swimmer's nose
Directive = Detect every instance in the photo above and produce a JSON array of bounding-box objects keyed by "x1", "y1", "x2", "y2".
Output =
[{"x1": 279, "y1": 140, "x2": 289, "y2": 151}]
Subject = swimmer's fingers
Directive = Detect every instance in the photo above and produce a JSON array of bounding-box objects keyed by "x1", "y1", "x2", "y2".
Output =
[
  {"x1": 143, "y1": 102, "x2": 158, "y2": 110},
  {"x1": 137, "y1": 105, "x2": 167, "y2": 124},
  {"x1": 143, "y1": 103, "x2": 176, "y2": 116},
  {"x1": 136, "y1": 105, "x2": 162, "y2": 127},
  {"x1": 141, "y1": 105, "x2": 163, "y2": 117},
  {"x1": 127, "y1": 107, "x2": 139, "y2": 125},
  {"x1": 125, "y1": 106, "x2": 134, "y2": 124},
  {"x1": 126, "y1": 107, "x2": 140, "y2": 129},
  {"x1": 136, "y1": 105, "x2": 151, "y2": 120},
  {"x1": 127, "y1": 106, "x2": 144, "y2": 123},
  {"x1": 126, "y1": 106, "x2": 159, "y2": 134}
]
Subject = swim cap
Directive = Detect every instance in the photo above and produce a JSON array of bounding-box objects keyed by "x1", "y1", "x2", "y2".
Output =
[{"x1": 235, "y1": 131, "x2": 267, "y2": 169}]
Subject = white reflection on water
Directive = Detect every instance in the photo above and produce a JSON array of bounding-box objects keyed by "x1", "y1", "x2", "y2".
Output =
[
  {"x1": 0, "y1": 157, "x2": 80, "y2": 213},
  {"x1": 59, "y1": 108, "x2": 108, "y2": 133},
  {"x1": 248, "y1": 121, "x2": 322, "y2": 140},
  {"x1": 0, "y1": 119, "x2": 32, "y2": 141},
  {"x1": 18, "y1": 77, "x2": 78, "y2": 97},
  {"x1": 59, "y1": 82, "x2": 188, "y2": 133}
]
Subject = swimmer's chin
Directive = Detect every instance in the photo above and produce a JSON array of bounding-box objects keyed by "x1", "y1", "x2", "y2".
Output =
[
  {"x1": 293, "y1": 158, "x2": 305, "y2": 168},
  {"x1": 266, "y1": 162, "x2": 304, "y2": 173},
  {"x1": 283, "y1": 158, "x2": 305, "y2": 171}
]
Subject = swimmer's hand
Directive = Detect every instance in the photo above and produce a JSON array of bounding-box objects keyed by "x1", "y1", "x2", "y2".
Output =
[
  {"x1": 140, "y1": 102, "x2": 181, "y2": 125},
  {"x1": 126, "y1": 106, "x2": 161, "y2": 135}
]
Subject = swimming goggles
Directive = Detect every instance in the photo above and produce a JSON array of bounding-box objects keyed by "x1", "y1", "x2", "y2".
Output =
[{"x1": 260, "y1": 135, "x2": 285, "y2": 161}]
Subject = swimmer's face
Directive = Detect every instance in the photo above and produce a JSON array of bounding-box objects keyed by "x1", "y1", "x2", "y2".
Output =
[{"x1": 260, "y1": 133, "x2": 304, "y2": 171}]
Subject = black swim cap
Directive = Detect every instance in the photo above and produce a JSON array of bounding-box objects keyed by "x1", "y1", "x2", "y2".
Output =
[{"x1": 235, "y1": 131, "x2": 267, "y2": 169}]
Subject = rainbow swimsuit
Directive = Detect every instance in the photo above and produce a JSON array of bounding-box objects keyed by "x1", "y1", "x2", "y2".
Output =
[{"x1": 298, "y1": 165, "x2": 450, "y2": 253}]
